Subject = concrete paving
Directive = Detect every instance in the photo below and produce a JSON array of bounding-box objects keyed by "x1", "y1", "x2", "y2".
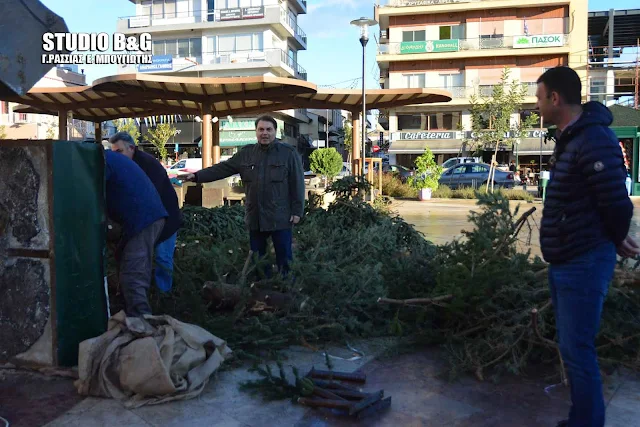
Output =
[
  {"x1": 5, "y1": 198, "x2": 640, "y2": 426},
  {"x1": 27, "y1": 340, "x2": 640, "y2": 427}
]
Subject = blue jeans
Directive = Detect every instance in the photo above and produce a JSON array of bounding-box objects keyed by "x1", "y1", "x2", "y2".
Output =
[
  {"x1": 548, "y1": 242, "x2": 617, "y2": 427},
  {"x1": 249, "y1": 229, "x2": 293, "y2": 277},
  {"x1": 154, "y1": 232, "x2": 177, "y2": 293}
]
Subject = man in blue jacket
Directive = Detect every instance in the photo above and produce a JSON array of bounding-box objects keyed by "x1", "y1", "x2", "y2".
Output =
[
  {"x1": 109, "y1": 132, "x2": 183, "y2": 292},
  {"x1": 536, "y1": 66, "x2": 640, "y2": 427},
  {"x1": 105, "y1": 150, "x2": 168, "y2": 317}
]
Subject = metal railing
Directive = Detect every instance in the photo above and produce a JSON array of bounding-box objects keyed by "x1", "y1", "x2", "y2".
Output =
[
  {"x1": 197, "y1": 48, "x2": 307, "y2": 80},
  {"x1": 118, "y1": 5, "x2": 307, "y2": 41},
  {"x1": 379, "y1": 0, "x2": 505, "y2": 8},
  {"x1": 379, "y1": 34, "x2": 570, "y2": 55},
  {"x1": 278, "y1": 49, "x2": 307, "y2": 79},
  {"x1": 401, "y1": 83, "x2": 538, "y2": 99}
]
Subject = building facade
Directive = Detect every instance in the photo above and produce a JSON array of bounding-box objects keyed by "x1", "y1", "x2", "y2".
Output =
[
  {"x1": 375, "y1": 0, "x2": 588, "y2": 173},
  {"x1": 587, "y1": 8, "x2": 640, "y2": 194},
  {"x1": 116, "y1": 0, "x2": 309, "y2": 158},
  {"x1": 0, "y1": 65, "x2": 116, "y2": 140}
]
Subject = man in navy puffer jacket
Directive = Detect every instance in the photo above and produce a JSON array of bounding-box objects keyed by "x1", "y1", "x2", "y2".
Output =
[
  {"x1": 105, "y1": 149, "x2": 168, "y2": 317},
  {"x1": 537, "y1": 67, "x2": 639, "y2": 427}
]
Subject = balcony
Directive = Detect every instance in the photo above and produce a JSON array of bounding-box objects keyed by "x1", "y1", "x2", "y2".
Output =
[
  {"x1": 284, "y1": 11, "x2": 307, "y2": 49},
  {"x1": 379, "y1": 0, "x2": 483, "y2": 7},
  {"x1": 199, "y1": 48, "x2": 307, "y2": 80},
  {"x1": 394, "y1": 83, "x2": 538, "y2": 102},
  {"x1": 378, "y1": 34, "x2": 570, "y2": 59},
  {"x1": 377, "y1": 0, "x2": 555, "y2": 9},
  {"x1": 288, "y1": 0, "x2": 307, "y2": 15},
  {"x1": 117, "y1": 5, "x2": 307, "y2": 50}
]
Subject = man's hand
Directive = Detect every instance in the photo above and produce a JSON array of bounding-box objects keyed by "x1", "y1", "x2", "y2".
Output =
[
  {"x1": 617, "y1": 235, "x2": 640, "y2": 258},
  {"x1": 177, "y1": 173, "x2": 196, "y2": 182},
  {"x1": 290, "y1": 215, "x2": 300, "y2": 225}
]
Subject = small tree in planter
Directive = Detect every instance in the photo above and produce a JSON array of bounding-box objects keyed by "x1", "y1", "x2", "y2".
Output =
[
  {"x1": 309, "y1": 147, "x2": 343, "y2": 188},
  {"x1": 146, "y1": 123, "x2": 178, "y2": 163},
  {"x1": 407, "y1": 147, "x2": 443, "y2": 201}
]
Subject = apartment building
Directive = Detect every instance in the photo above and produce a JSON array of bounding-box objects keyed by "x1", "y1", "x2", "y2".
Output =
[
  {"x1": 1, "y1": 65, "x2": 115, "y2": 140},
  {"x1": 116, "y1": 0, "x2": 309, "y2": 158},
  {"x1": 375, "y1": 0, "x2": 588, "y2": 171}
]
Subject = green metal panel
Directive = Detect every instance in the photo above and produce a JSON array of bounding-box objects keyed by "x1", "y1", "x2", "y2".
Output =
[
  {"x1": 53, "y1": 141, "x2": 108, "y2": 366},
  {"x1": 611, "y1": 126, "x2": 639, "y2": 139}
]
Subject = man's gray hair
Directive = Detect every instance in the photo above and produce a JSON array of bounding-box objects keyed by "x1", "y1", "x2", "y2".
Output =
[{"x1": 109, "y1": 131, "x2": 136, "y2": 147}]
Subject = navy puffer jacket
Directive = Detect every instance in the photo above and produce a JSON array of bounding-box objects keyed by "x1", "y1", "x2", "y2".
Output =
[{"x1": 540, "y1": 101, "x2": 633, "y2": 264}]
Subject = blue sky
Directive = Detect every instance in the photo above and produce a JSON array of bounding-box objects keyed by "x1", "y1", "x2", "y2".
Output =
[{"x1": 41, "y1": 0, "x2": 639, "y2": 89}]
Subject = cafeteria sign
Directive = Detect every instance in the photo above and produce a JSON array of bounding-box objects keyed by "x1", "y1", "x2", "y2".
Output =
[
  {"x1": 400, "y1": 39, "x2": 459, "y2": 54},
  {"x1": 513, "y1": 34, "x2": 564, "y2": 49}
]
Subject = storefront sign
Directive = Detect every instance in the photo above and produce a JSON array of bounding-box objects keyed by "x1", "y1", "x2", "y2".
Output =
[
  {"x1": 138, "y1": 54, "x2": 173, "y2": 72},
  {"x1": 220, "y1": 130, "x2": 256, "y2": 147},
  {"x1": 242, "y1": 6, "x2": 264, "y2": 19},
  {"x1": 219, "y1": 8, "x2": 242, "y2": 21},
  {"x1": 400, "y1": 39, "x2": 459, "y2": 54},
  {"x1": 513, "y1": 34, "x2": 564, "y2": 49},
  {"x1": 220, "y1": 119, "x2": 255, "y2": 130},
  {"x1": 398, "y1": 131, "x2": 458, "y2": 140},
  {"x1": 220, "y1": 119, "x2": 284, "y2": 139},
  {"x1": 465, "y1": 130, "x2": 548, "y2": 139}
]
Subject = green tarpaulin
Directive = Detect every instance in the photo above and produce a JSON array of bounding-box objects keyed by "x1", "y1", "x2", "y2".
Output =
[{"x1": 53, "y1": 141, "x2": 108, "y2": 366}]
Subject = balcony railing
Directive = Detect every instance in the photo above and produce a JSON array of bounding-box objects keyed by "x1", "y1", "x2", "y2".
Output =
[
  {"x1": 405, "y1": 83, "x2": 538, "y2": 99},
  {"x1": 279, "y1": 49, "x2": 307, "y2": 80},
  {"x1": 197, "y1": 48, "x2": 307, "y2": 80},
  {"x1": 379, "y1": 33, "x2": 570, "y2": 55},
  {"x1": 279, "y1": 7, "x2": 307, "y2": 45},
  {"x1": 118, "y1": 5, "x2": 306, "y2": 42},
  {"x1": 379, "y1": 0, "x2": 508, "y2": 8}
]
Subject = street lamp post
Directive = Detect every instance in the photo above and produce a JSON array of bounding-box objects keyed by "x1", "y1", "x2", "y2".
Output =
[{"x1": 350, "y1": 17, "x2": 377, "y2": 176}]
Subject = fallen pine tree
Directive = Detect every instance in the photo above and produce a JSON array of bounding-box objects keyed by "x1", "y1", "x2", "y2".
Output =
[{"x1": 106, "y1": 177, "x2": 640, "y2": 383}]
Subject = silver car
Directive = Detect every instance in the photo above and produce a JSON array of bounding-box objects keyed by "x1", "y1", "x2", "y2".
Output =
[{"x1": 438, "y1": 162, "x2": 515, "y2": 189}]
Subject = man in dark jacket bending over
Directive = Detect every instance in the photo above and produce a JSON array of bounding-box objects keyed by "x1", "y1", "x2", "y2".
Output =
[
  {"x1": 180, "y1": 115, "x2": 305, "y2": 276},
  {"x1": 536, "y1": 66, "x2": 640, "y2": 427},
  {"x1": 105, "y1": 150, "x2": 168, "y2": 316},
  {"x1": 110, "y1": 131, "x2": 183, "y2": 292}
]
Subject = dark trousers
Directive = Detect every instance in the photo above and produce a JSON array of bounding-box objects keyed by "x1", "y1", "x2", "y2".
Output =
[
  {"x1": 548, "y1": 241, "x2": 616, "y2": 427},
  {"x1": 118, "y1": 218, "x2": 165, "y2": 317},
  {"x1": 249, "y1": 228, "x2": 293, "y2": 277}
]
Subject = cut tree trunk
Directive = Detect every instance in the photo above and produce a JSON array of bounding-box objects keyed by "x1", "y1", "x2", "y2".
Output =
[{"x1": 202, "y1": 281, "x2": 293, "y2": 311}]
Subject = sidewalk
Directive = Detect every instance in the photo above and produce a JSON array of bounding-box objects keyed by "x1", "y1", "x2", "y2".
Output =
[{"x1": 13, "y1": 341, "x2": 636, "y2": 427}]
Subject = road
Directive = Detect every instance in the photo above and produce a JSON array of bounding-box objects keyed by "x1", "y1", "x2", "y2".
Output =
[{"x1": 391, "y1": 198, "x2": 640, "y2": 259}]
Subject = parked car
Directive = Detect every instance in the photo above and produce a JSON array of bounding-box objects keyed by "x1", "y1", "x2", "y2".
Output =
[
  {"x1": 378, "y1": 164, "x2": 414, "y2": 183},
  {"x1": 442, "y1": 157, "x2": 482, "y2": 171},
  {"x1": 166, "y1": 158, "x2": 202, "y2": 177},
  {"x1": 438, "y1": 162, "x2": 514, "y2": 189}
]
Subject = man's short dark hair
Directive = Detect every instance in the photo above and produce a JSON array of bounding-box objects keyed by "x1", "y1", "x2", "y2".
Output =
[
  {"x1": 255, "y1": 115, "x2": 277, "y2": 130},
  {"x1": 109, "y1": 131, "x2": 136, "y2": 147},
  {"x1": 537, "y1": 66, "x2": 582, "y2": 105}
]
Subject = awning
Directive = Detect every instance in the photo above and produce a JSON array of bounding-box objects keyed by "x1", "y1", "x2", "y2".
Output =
[
  {"x1": 515, "y1": 138, "x2": 554, "y2": 155},
  {"x1": 389, "y1": 139, "x2": 464, "y2": 154}
]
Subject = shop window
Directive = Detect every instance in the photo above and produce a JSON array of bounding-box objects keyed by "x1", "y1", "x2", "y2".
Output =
[{"x1": 398, "y1": 114, "x2": 424, "y2": 130}]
